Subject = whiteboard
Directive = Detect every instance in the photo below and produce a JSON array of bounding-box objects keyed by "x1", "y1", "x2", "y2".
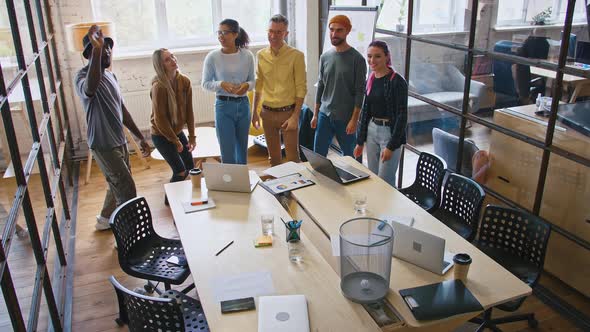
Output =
[{"x1": 323, "y1": 6, "x2": 379, "y2": 61}]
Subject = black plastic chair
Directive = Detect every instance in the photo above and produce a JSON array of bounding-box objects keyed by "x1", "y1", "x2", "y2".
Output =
[
  {"x1": 431, "y1": 173, "x2": 485, "y2": 242},
  {"x1": 110, "y1": 276, "x2": 209, "y2": 332},
  {"x1": 399, "y1": 152, "x2": 447, "y2": 212},
  {"x1": 470, "y1": 205, "x2": 551, "y2": 331},
  {"x1": 110, "y1": 196, "x2": 194, "y2": 295}
]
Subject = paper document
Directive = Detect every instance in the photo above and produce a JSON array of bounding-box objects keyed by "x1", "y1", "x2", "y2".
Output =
[
  {"x1": 263, "y1": 162, "x2": 306, "y2": 178},
  {"x1": 212, "y1": 271, "x2": 275, "y2": 302},
  {"x1": 182, "y1": 198, "x2": 216, "y2": 213}
]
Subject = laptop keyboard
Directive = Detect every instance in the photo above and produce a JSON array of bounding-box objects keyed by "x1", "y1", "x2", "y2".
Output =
[
  {"x1": 335, "y1": 168, "x2": 357, "y2": 181},
  {"x1": 442, "y1": 260, "x2": 451, "y2": 269}
]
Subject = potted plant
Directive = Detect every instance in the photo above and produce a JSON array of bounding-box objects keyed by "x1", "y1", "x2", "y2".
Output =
[
  {"x1": 531, "y1": 6, "x2": 552, "y2": 25},
  {"x1": 396, "y1": 0, "x2": 407, "y2": 32}
]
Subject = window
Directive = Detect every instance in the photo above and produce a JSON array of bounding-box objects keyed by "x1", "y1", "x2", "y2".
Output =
[
  {"x1": 91, "y1": 0, "x2": 274, "y2": 52},
  {"x1": 497, "y1": 0, "x2": 585, "y2": 26},
  {"x1": 376, "y1": 0, "x2": 468, "y2": 33}
]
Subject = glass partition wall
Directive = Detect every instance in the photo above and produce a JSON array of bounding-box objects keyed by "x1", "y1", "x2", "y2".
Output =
[{"x1": 334, "y1": 0, "x2": 590, "y2": 304}]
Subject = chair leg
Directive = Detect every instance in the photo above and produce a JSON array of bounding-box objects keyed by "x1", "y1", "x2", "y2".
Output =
[
  {"x1": 181, "y1": 283, "x2": 195, "y2": 294},
  {"x1": 490, "y1": 313, "x2": 536, "y2": 326}
]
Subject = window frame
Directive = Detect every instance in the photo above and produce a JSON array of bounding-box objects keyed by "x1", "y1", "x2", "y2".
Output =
[
  {"x1": 91, "y1": 0, "x2": 274, "y2": 53},
  {"x1": 496, "y1": 0, "x2": 585, "y2": 27}
]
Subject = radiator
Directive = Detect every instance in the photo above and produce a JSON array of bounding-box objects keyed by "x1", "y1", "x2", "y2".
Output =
[{"x1": 122, "y1": 86, "x2": 217, "y2": 130}]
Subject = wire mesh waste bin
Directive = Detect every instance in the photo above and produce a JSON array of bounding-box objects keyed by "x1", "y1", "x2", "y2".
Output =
[{"x1": 340, "y1": 217, "x2": 393, "y2": 303}]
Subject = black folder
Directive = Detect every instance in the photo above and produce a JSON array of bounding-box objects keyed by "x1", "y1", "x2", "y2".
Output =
[{"x1": 399, "y1": 279, "x2": 483, "y2": 321}]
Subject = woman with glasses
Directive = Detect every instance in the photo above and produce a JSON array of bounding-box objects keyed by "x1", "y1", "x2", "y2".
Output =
[
  {"x1": 354, "y1": 40, "x2": 408, "y2": 187},
  {"x1": 202, "y1": 19, "x2": 255, "y2": 164},
  {"x1": 150, "y1": 48, "x2": 195, "y2": 205}
]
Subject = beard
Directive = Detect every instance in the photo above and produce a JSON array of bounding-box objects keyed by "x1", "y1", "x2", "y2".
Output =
[{"x1": 331, "y1": 37, "x2": 344, "y2": 46}]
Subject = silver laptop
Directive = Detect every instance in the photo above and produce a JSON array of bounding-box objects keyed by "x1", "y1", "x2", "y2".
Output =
[
  {"x1": 202, "y1": 163, "x2": 260, "y2": 193},
  {"x1": 390, "y1": 221, "x2": 454, "y2": 275},
  {"x1": 258, "y1": 295, "x2": 309, "y2": 332},
  {"x1": 300, "y1": 146, "x2": 369, "y2": 184}
]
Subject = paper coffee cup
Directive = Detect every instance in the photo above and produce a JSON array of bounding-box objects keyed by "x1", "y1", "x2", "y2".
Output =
[
  {"x1": 453, "y1": 253, "x2": 472, "y2": 283},
  {"x1": 189, "y1": 168, "x2": 202, "y2": 188}
]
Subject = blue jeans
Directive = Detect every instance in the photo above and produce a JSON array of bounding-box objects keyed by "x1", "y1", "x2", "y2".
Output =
[
  {"x1": 214, "y1": 97, "x2": 250, "y2": 164},
  {"x1": 313, "y1": 111, "x2": 355, "y2": 157},
  {"x1": 366, "y1": 121, "x2": 402, "y2": 187},
  {"x1": 152, "y1": 132, "x2": 194, "y2": 182}
]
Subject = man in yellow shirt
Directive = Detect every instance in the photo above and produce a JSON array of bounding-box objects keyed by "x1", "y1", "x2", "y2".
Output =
[{"x1": 252, "y1": 14, "x2": 307, "y2": 166}]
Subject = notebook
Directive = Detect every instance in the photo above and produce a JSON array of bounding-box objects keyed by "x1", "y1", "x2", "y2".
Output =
[
  {"x1": 258, "y1": 295, "x2": 310, "y2": 332},
  {"x1": 399, "y1": 279, "x2": 483, "y2": 321}
]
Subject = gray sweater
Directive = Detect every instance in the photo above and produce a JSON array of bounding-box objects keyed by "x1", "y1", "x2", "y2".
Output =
[{"x1": 315, "y1": 47, "x2": 367, "y2": 121}]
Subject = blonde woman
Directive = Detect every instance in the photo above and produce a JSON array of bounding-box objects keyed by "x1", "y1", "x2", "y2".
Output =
[{"x1": 150, "y1": 49, "x2": 195, "y2": 204}]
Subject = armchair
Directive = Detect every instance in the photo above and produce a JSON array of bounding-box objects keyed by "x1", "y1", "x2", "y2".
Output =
[{"x1": 408, "y1": 63, "x2": 486, "y2": 126}]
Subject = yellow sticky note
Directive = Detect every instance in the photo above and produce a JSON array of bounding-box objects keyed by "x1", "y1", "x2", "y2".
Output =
[{"x1": 254, "y1": 235, "x2": 273, "y2": 248}]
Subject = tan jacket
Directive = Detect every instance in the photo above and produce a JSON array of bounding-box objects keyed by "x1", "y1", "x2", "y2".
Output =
[{"x1": 150, "y1": 72, "x2": 195, "y2": 145}]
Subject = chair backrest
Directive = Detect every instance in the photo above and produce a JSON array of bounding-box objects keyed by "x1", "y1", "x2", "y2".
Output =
[
  {"x1": 439, "y1": 173, "x2": 486, "y2": 241},
  {"x1": 109, "y1": 276, "x2": 185, "y2": 332},
  {"x1": 478, "y1": 205, "x2": 551, "y2": 273},
  {"x1": 110, "y1": 197, "x2": 157, "y2": 268},
  {"x1": 414, "y1": 151, "x2": 447, "y2": 199},
  {"x1": 432, "y1": 128, "x2": 479, "y2": 177}
]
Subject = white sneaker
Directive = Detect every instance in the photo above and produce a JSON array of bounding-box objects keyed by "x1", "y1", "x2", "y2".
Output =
[{"x1": 95, "y1": 215, "x2": 111, "y2": 231}]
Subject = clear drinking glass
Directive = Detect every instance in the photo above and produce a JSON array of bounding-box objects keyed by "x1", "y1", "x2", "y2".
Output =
[
  {"x1": 261, "y1": 214, "x2": 274, "y2": 236},
  {"x1": 288, "y1": 240, "x2": 304, "y2": 262},
  {"x1": 352, "y1": 192, "x2": 368, "y2": 215}
]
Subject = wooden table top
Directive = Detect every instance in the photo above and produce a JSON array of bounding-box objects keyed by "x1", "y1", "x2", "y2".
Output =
[
  {"x1": 164, "y1": 179, "x2": 381, "y2": 332},
  {"x1": 289, "y1": 157, "x2": 532, "y2": 328}
]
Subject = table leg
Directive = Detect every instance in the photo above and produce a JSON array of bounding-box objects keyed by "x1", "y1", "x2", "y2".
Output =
[{"x1": 85, "y1": 149, "x2": 92, "y2": 185}]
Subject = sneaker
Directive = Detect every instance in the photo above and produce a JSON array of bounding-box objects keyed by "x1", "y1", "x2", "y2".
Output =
[{"x1": 95, "y1": 215, "x2": 111, "y2": 231}]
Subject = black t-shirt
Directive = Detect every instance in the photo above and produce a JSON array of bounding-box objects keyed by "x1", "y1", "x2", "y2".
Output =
[{"x1": 367, "y1": 75, "x2": 388, "y2": 119}]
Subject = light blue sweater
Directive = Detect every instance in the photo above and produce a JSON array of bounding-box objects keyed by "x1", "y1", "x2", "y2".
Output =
[{"x1": 201, "y1": 48, "x2": 255, "y2": 97}]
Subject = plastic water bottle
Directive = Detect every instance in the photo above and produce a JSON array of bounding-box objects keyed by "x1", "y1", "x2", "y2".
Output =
[{"x1": 536, "y1": 93, "x2": 542, "y2": 110}]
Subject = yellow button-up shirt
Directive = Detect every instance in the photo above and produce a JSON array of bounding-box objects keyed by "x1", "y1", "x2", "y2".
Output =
[{"x1": 255, "y1": 44, "x2": 307, "y2": 108}]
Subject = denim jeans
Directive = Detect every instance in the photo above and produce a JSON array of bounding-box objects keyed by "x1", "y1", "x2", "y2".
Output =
[
  {"x1": 152, "y1": 132, "x2": 194, "y2": 182},
  {"x1": 365, "y1": 121, "x2": 402, "y2": 187},
  {"x1": 313, "y1": 111, "x2": 355, "y2": 157},
  {"x1": 91, "y1": 144, "x2": 136, "y2": 219},
  {"x1": 214, "y1": 97, "x2": 250, "y2": 164}
]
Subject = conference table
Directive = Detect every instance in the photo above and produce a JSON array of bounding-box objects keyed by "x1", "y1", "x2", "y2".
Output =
[{"x1": 165, "y1": 157, "x2": 531, "y2": 331}]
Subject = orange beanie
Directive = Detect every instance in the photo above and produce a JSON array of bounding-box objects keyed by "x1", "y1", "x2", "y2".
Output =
[{"x1": 329, "y1": 15, "x2": 352, "y2": 31}]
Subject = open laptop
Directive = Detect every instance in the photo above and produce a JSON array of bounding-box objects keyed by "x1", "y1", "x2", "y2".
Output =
[
  {"x1": 557, "y1": 101, "x2": 590, "y2": 137},
  {"x1": 300, "y1": 146, "x2": 369, "y2": 184},
  {"x1": 202, "y1": 163, "x2": 260, "y2": 193},
  {"x1": 390, "y1": 221, "x2": 454, "y2": 275},
  {"x1": 258, "y1": 295, "x2": 309, "y2": 332}
]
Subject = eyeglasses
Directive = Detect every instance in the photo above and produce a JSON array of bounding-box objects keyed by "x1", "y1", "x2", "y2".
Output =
[
  {"x1": 267, "y1": 29, "x2": 286, "y2": 35},
  {"x1": 216, "y1": 30, "x2": 235, "y2": 36}
]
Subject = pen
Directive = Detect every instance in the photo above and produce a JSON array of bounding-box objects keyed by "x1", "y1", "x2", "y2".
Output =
[
  {"x1": 191, "y1": 200, "x2": 209, "y2": 206},
  {"x1": 215, "y1": 240, "x2": 234, "y2": 256}
]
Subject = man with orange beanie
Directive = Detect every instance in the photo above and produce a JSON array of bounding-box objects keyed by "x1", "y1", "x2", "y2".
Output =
[{"x1": 311, "y1": 15, "x2": 366, "y2": 157}]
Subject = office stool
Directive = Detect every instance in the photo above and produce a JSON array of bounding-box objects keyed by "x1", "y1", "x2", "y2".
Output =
[
  {"x1": 399, "y1": 152, "x2": 446, "y2": 212},
  {"x1": 110, "y1": 196, "x2": 194, "y2": 295},
  {"x1": 110, "y1": 276, "x2": 209, "y2": 332},
  {"x1": 432, "y1": 173, "x2": 485, "y2": 242},
  {"x1": 470, "y1": 205, "x2": 551, "y2": 331}
]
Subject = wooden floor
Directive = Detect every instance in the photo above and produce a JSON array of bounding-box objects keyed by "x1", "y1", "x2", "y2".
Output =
[{"x1": 0, "y1": 131, "x2": 587, "y2": 331}]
